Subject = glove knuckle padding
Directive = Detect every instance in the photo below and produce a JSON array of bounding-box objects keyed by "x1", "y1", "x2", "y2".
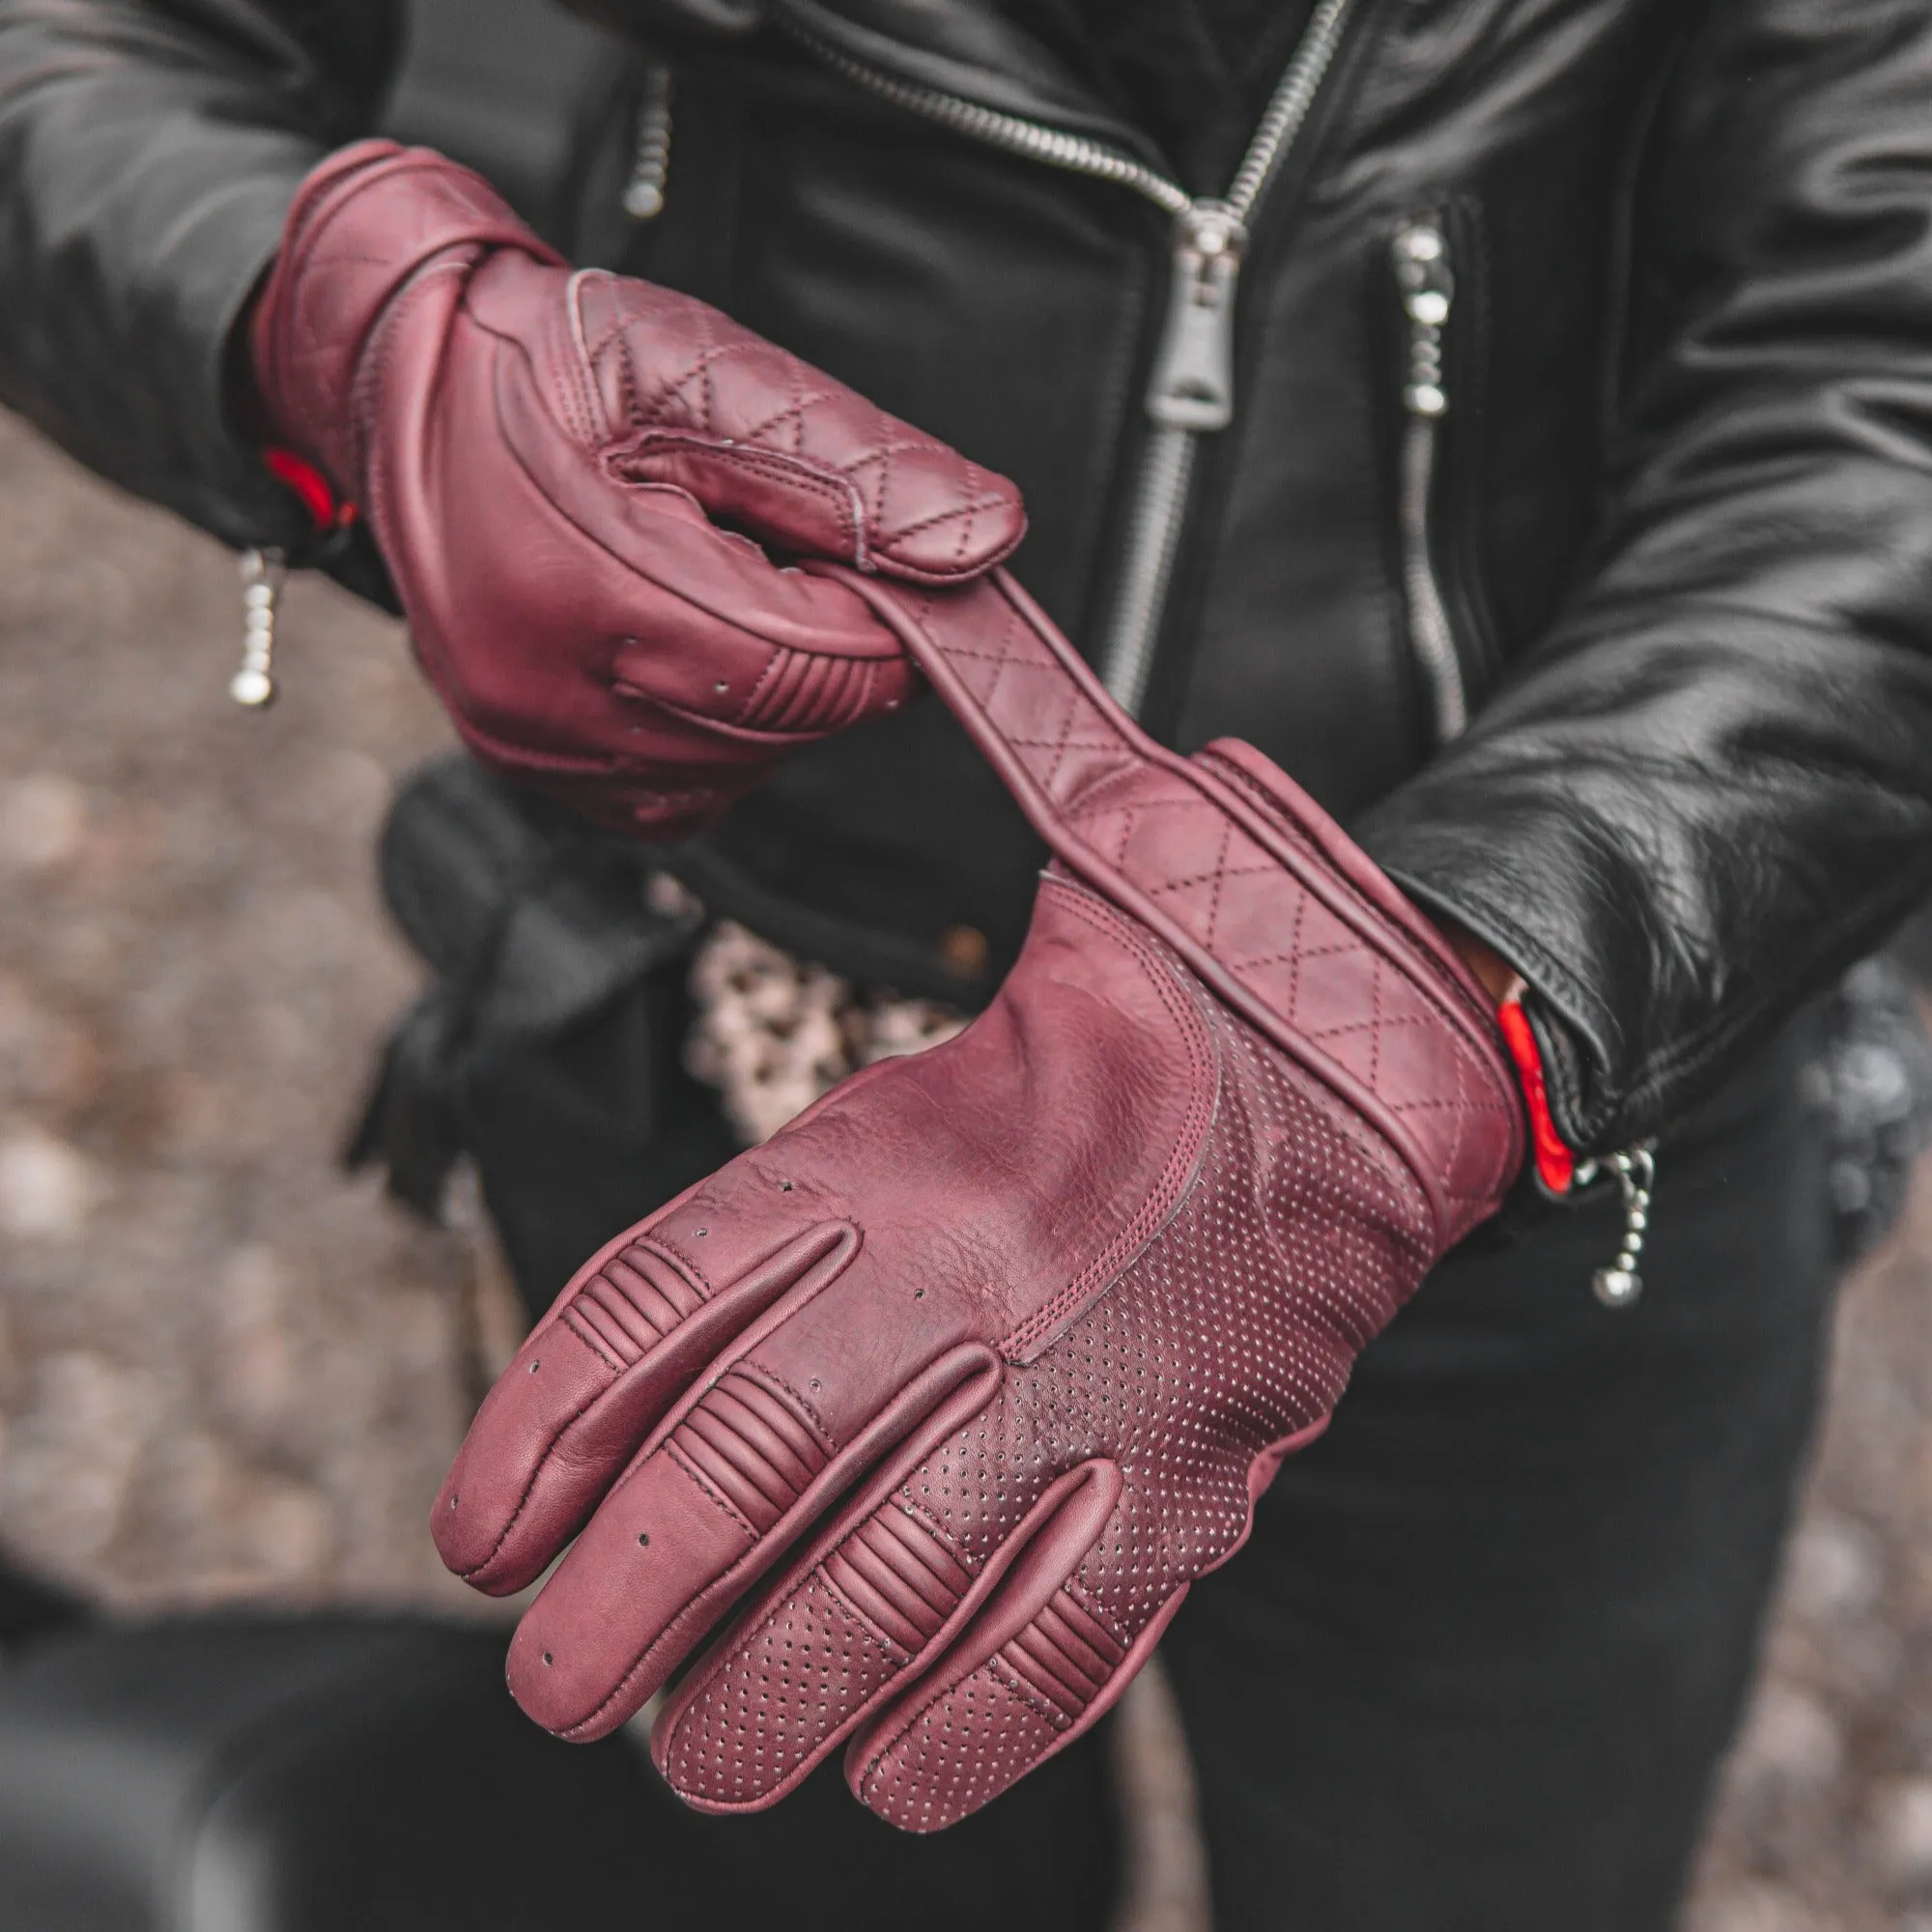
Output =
[
  {"x1": 249, "y1": 142, "x2": 1019, "y2": 836},
  {"x1": 435, "y1": 566, "x2": 1524, "y2": 1829},
  {"x1": 436, "y1": 1221, "x2": 860, "y2": 1596}
]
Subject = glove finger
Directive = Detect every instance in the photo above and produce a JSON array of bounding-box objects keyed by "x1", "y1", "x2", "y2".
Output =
[
  {"x1": 435, "y1": 709, "x2": 772, "y2": 843},
  {"x1": 433, "y1": 1216, "x2": 859, "y2": 1595},
  {"x1": 561, "y1": 480, "x2": 925, "y2": 758},
  {"x1": 565, "y1": 268, "x2": 1026, "y2": 585},
  {"x1": 494, "y1": 339, "x2": 921, "y2": 682},
  {"x1": 841, "y1": 1430, "x2": 1336, "y2": 1831},
  {"x1": 848, "y1": 1570, "x2": 1187, "y2": 1833},
  {"x1": 649, "y1": 1457, "x2": 1125, "y2": 1817},
  {"x1": 501, "y1": 1336, "x2": 1004, "y2": 1742}
]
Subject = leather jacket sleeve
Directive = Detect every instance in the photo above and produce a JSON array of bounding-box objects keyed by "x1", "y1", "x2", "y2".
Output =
[
  {"x1": 0, "y1": 0, "x2": 399, "y2": 548},
  {"x1": 1357, "y1": 0, "x2": 1932, "y2": 1157}
]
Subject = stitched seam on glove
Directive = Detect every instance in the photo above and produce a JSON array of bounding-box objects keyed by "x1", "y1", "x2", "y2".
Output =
[
  {"x1": 613, "y1": 434, "x2": 868, "y2": 566},
  {"x1": 842, "y1": 574, "x2": 1522, "y2": 1242},
  {"x1": 999, "y1": 880, "x2": 1219, "y2": 1363},
  {"x1": 665, "y1": 1440, "x2": 762, "y2": 1542}
]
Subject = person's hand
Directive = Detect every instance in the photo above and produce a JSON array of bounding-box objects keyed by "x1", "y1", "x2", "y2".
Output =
[
  {"x1": 247, "y1": 142, "x2": 1023, "y2": 838},
  {"x1": 431, "y1": 568, "x2": 1524, "y2": 1831}
]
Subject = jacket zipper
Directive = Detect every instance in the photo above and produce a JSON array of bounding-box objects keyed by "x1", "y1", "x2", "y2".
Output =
[
  {"x1": 622, "y1": 63, "x2": 674, "y2": 221},
  {"x1": 1391, "y1": 216, "x2": 1467, "y2": 743},
  {"x1": 780, "y1": 0, "x2": 1357, "y2": 715}
]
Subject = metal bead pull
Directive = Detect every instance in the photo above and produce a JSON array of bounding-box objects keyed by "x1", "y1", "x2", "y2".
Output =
[
  {"x1": 230, "y1": 546, "x2": 286, "y2": 709},
  {"x1": 622, "y1": 65, "x2": 673, "y2": 221},
  {"x1": 1393, "y1": 218, "x2": 1454, "y2": 417},
  {"x1": 1591, "y1": 1144, "x2": 1657, "y2": 1308}
]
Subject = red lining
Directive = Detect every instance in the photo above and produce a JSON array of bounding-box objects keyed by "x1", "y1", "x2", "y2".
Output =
[
  {"x1": 1497, "y1": 998, "x2": 1574, "y2": 1195},
  {"x1": 263, "y1": 446, "x2": 355, "y2": 532}
]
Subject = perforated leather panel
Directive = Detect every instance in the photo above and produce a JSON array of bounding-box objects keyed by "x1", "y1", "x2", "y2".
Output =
[
  {"x1": 659, "y1": 989, "x2": 1435, "y2": 1827},
  {"x1": 435, "y1": 571, "x2": 1522, "y2": 1832},
  {"x1": 843, "y1": 572, "x2": 1521, "y2": 1242}
]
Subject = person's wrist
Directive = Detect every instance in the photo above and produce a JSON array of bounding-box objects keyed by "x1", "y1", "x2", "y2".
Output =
[
  {"x1": 1429, "y1": 914, "x2": 1520, "y2": 1006},
  {"x1": 249, "y1": 140, "x2": 559, "y2": 503}
]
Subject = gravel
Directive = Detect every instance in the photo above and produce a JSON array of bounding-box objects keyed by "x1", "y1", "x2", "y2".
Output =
[{"x1": 0, "y1": 408, "x2": 493, "y2": 1614}]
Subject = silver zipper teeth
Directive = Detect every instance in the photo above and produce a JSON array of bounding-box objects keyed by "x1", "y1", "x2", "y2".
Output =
[
  {"x1": 1099, "y1": 0, "x2": 1355, "y2": 711},
  {"x1": 782, "y1": 0, "x2": 1356, "y2": 716},
  {"x1": 1393, "y1": 217, "x2": 1467, "y2": 743},
  {"x1": 1100, "y1": 428, "x2": 1198, "y2": 714},
  {"x1": 623, "y1": 63, "x2": 674, "y2": 220},
  {"x1": 1224, "y1": 0, "x2": 1357, "y2": 218},
  {"x1": 780, "y1": 21, "x2": 1191, "y2": 217}
]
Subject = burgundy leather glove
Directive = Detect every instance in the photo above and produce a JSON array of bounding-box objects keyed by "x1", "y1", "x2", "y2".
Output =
[
  {"x1": 248, "y1": 141, "x2": 1024, "y2": 838},
  {"x1": 432, "y1": 571, "x2": 1523, "y2": 1830}
]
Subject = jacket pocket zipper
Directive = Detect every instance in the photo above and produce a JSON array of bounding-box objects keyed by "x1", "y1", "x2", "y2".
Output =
[
  {"x1": 1391, "y1": 215, "x2": 1468, "y2": 744},
  {"x1": 622, "y1": 63, "x2": 674, "y2": 221}
]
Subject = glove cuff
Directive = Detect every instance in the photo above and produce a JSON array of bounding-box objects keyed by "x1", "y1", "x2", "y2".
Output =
[
  {"x1": 247, "y1": 140, "x2": 564, "y2": 496},
  {"x1": 836, "y1": 569, "x2": 1527, "y2": 1246}
]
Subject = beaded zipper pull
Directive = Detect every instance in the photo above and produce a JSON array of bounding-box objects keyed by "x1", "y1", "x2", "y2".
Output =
[
  {"x1": 230, "y1": 546, "x2": 286, "y2": 708},
  {"x1": 1588, "y1": 1144, "x2": 1657, "y2": 1308}
]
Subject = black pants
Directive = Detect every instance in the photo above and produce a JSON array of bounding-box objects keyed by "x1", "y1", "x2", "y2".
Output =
[{"x1": 469, "y1": 979, "x2": 1834, "y2": 1931}]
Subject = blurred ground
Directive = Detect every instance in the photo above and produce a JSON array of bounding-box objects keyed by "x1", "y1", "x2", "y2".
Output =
[
  {"x1": 2, "y1": 407, "x2": 1931, "y2": 1927},
  {"x1": 0, "y1": 409, "x2": 480, "y2": 1613}
]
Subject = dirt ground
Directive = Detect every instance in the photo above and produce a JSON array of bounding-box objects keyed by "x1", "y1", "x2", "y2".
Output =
[{"x1": 4, "y1": 406, "x2": 1932, "y2": 1928}]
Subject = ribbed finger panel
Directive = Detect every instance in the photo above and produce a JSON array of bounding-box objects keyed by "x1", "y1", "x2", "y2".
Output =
[
  {"x1": 560, "y1": 1242, "x2": 705, "y2": 1368},
  {"x1": 821, "y1": 1504, "x2": 972, "y2": 1650},
  {"x1": 822, "y1": 1550, "x2": 927, "y2": 1650},
  {"x1": 668, "y1": 1369, "x2": 830, "y2": 1532},
  {"x1": 860, "y1": 1506, "x2": 973, "y2": 1608},
  {"x1": 739, "y1": 648, "x2": 874, "y2": 734},
  {"x1": 561, "y1": 1291, "x2": 649, "y2": 1368},
  {"x1": 998, "y1": 1591, "x2": 1123, "y2": 1719}
]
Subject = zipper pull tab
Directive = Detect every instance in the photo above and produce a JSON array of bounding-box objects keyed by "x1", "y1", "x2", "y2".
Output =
[
  {"x1": 1146, "y1": 201, "x2": 1248, "y2": 432},
  {"x1": 230, "y1": 546, "x2": 285, "y2": 709},
  {"x1": 622, "y1": 64, "x2": 673, "y2": 221},
  {"x1": 1589, "y1": 1143, "x2": 1657, "y2": 1308},
  {"x1": 1393, "y1": 219, "x2": 1453, "y2": 418}
]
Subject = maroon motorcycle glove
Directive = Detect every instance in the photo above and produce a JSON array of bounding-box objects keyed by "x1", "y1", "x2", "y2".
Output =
[
  {"x1": 432, "y1": 569, "x2": 1525, "y2": 1830},
  {"x1": 247, "y1": 141, "x2": 1024, "y2": 838}
]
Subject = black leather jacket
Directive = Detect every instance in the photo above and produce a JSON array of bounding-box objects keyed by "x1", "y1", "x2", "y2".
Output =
[{"x1": 4, "y1": 0, "x2": 1932, "y2": 1162}]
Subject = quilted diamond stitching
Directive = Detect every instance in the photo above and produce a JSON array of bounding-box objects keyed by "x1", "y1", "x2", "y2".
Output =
[
  {"x1": 594, "y1": 317, "x2": 1019, "y2": 575},
  {"x1": 882, "y1": 583, "x2": 1520, "y2": 1229}
]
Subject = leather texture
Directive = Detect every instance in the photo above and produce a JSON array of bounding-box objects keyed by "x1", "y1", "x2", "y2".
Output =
[
  {"x1": 249, "y1": 140, "x2": 1023, "y2": 837},
  {"x1": 4, "y1": 3, "x2": 1932, "y2": 1152},
  {"x1": 433, "y1": 569, "x2": 1523, "y2": 1828}
]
